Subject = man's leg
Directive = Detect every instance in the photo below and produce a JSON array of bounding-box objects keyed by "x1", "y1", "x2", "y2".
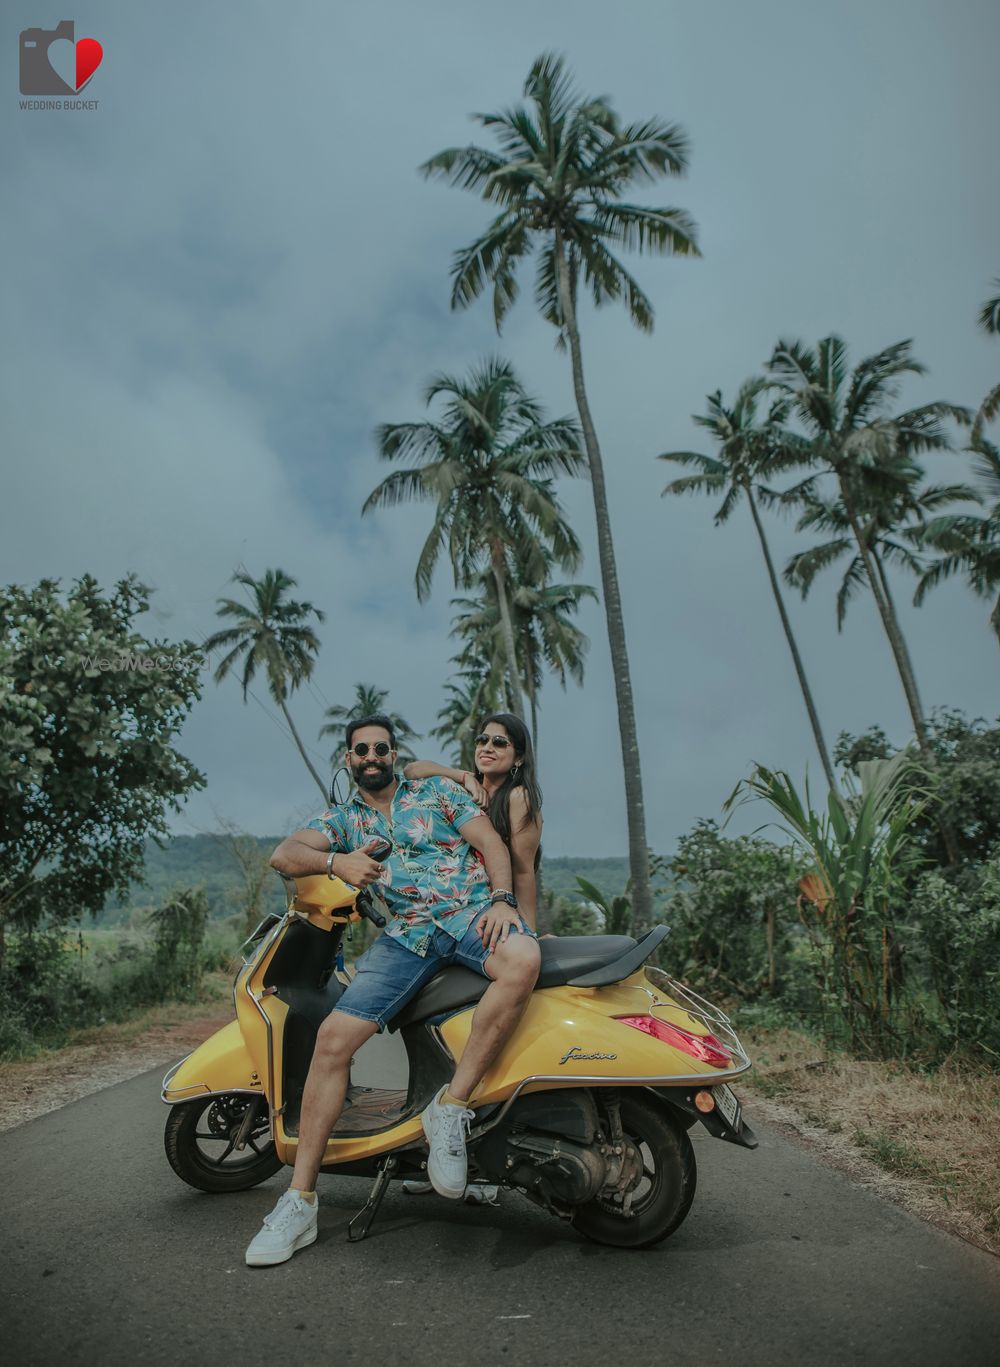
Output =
[
  {"x1": 290, "y1": 1011, "x2": 379, "y2": 1191},
  {"x1": 247, "y1": 934, "x2": 441, "y2": 1265},
  {"x1": 449, "y1": 933, "x2": 540, "y2": 1100},
  {"x1": 420, "y1": 929, "x2": 540, "y2": 1199}
]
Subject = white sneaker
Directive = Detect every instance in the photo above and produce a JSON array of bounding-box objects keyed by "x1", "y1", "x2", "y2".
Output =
[
  {"x1": 421, "y1": 1089, "x2": 475, "y2": 1199},
  {"x1": 402, "y1": 1178, "x2": 499, "y2": 1205},
  {"x1": 245, "y1": 1189, "x2": 318, "y2": 1267}
]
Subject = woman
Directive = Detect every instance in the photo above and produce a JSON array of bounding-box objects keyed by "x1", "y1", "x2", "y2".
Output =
[{"x1": 404, "y1": 713, "x2": 543, "y2": 931}]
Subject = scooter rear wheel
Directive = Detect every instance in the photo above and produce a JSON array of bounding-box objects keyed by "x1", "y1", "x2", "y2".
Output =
[
  {"x1": 571, "y1": 1095, "x2": 696, "y2": 1249},
  {"x1": 164, "y1": 1095, "x2": 282, "y2": 1193}
]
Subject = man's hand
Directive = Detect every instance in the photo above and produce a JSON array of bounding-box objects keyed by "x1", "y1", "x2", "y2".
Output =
[
  {"x1": 476, "y1": 902, "x2": 524, "y2": 952},
  {"x1": 333, "y1": 838, "x2": 387, "y2": 888}
]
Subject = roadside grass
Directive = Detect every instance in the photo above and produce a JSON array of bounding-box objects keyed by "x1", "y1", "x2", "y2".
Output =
[{"x1": 742, "y1": 1024, "x2": 1000, "y2": 1254}]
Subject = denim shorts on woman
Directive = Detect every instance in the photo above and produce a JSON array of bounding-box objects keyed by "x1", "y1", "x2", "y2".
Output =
[{"x1": 333, "y1": 918, "x2": 535, "y2": 1032}]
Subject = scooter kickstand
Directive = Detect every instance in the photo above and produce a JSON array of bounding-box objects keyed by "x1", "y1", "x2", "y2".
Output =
[{"x1": 347, "y1": 1155, "x2": 398, "y2": 1243}]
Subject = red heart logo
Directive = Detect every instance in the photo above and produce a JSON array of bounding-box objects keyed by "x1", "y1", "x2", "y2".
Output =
[{"x1": 76, "y1": 37, "x2": 103, "y2": 90}]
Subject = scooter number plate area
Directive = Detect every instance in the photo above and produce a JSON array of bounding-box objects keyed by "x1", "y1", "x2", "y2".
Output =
[{"x1": 715, "y1": 1084, "x2": 741, "y2": 1131}]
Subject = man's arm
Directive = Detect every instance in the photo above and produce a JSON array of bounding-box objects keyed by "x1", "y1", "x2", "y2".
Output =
[
  {"x1": 269, "y1": 828, "x2": 385, "y2": 886},
  {"x1": 458, "y1": 814, "x2": 513, "y2": 892}
]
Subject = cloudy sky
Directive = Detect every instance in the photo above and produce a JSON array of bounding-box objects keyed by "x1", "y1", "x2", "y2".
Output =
[{"x1": 4, "y1": 0, "x2": 998, "y2": 856}]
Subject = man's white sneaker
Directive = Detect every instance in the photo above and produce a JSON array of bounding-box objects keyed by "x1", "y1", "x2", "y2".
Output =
[
  {"x1": 245, "y1": 1189, "x2": 318, "y2": 1267},
  {"x1": 421, "y1": 1089, "x2": 475, "y2": 1199},
  {"x1": 402, "y1": 1178, "x2": 499, "y2": 1204}
]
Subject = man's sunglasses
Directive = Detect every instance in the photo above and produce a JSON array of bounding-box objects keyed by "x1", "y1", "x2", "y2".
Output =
[
  {"x1": 474, "y1": 733, "x2": 511, "y2": 749},
  {"x1": 349, "y1": 741, "x2": 393, "y2": 758}
]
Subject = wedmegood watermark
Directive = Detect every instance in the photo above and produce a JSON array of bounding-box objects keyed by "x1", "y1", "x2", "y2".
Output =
[
  {"x1": 81, "y1": 653, "x2": 211, "y2": 674},
  {"x1": 19, "y1": 19, "x2": 103, "y2": 109}
]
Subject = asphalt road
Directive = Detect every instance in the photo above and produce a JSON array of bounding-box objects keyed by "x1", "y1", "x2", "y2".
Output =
[{"x1": 1, "y1": 1036, "x2": 998, "y2": 1367}]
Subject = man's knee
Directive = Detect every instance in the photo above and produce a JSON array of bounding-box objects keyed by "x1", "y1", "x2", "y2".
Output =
[
  {"x1": 491, "y1": 934, "x2": 540, "y2": 989},
  {"x1": 314, "y1": 1012, "x2": 368, "y2": 1068}
]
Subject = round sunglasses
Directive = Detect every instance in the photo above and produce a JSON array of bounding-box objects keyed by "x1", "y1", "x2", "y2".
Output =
[{"x1": 349, "y1": 741, "x2": 393, "y2": 758}]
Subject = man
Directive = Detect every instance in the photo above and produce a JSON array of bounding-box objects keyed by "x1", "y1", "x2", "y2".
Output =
[{"x1": 245, "y1": 714, "x2": 541, "y2": 1267}]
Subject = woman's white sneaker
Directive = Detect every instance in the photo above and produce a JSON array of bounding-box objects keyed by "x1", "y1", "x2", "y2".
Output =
[{"x1": 245, "y1": 1189, "x2": 318, "y2": 1267}]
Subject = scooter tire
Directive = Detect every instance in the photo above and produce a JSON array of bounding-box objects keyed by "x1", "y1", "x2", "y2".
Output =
[
  {"x1": 164, "y1": 1096, "x2": 283, "y2": 1194},
  {"x1": 571, "y1": 1095, "x2": 697, "y2": 1249}
]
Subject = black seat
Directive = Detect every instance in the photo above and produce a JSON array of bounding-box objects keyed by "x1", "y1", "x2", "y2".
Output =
[{"x1": 390, "y1": 934, "x2": 638, "y2": 1032}]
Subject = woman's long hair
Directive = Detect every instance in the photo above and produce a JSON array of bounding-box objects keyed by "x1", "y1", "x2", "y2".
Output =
[{"x1": 474, "y1": 713, "x2": 542, "y2": 866}]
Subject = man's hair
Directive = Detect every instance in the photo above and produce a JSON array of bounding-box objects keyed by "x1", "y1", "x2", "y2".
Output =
[{"x1": 345, "y1": 713, "x2": 396, "y2": 750}]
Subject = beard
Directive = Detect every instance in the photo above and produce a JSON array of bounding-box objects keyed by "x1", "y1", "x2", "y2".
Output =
[{"x1": 352, "y1": 759, "x2": 395, "y2": 792}]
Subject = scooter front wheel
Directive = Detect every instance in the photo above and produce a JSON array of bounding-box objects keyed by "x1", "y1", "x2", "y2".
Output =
[
  {"x1": 571, "y1": 1095, "x2": 696, "y2": 1249},
  {"x1": 164, "y1": 1095, "x2": 282, "y2": 1193}
]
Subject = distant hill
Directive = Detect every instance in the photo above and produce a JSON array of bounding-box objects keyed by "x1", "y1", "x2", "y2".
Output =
[{"x1": 101, "y1": 834, "x2": 633, "y2": 924}]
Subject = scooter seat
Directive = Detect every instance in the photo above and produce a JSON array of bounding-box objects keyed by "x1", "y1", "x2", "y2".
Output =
[{"x1": 390, "y1": 934, "x2": 638, "y2": 1031}]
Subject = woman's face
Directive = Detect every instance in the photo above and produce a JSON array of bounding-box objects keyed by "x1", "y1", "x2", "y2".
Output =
[{"x1": 475, "y1": 721, "x2": 519, "y2": 781}]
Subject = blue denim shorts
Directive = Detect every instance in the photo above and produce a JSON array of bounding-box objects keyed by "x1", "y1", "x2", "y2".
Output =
[{"x1": 334, "y1": 919, "x2": 534, "y2": 1032}]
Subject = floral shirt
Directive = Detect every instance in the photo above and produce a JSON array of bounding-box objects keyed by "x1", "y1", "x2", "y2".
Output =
[{"x1": 305, "y1": 775, "x2": 492, "y2": 957}]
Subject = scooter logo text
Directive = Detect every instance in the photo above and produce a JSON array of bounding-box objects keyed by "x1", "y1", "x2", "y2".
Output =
[{"x1": 559, "y1": 1046, "x2": 618, "y2": 1064}]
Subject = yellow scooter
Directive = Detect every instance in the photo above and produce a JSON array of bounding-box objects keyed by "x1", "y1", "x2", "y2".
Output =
[{"x1": 162, "y1": 873, "x2": 756, "y2": 1248}]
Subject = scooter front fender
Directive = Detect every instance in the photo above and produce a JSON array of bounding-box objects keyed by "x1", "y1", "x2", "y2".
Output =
[{"x1": 161, "y1": 1018, "x2": 265, "y2": 1105}]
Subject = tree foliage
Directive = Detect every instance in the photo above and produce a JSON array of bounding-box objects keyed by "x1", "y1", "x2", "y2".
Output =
[{"x1": 0, "y1": 575, "x2": 204, "y2": 951}]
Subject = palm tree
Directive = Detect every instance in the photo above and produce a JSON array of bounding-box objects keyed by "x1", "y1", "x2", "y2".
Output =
[
  {"x1": 782, "y1": 452, "x2": 977, "y2": 631},
  {"x1": 659, "y1": 380, "x2": 841, "y2": 796},
  {"x1": 319, "y1": 683, "x2": 421, "y2": 764},
  {"x1": 911, "y1": 440, "x2": 1000, "y2": 645},
  {"x1": 766, "y1": 337, "x2": 968, "y2": 759},
  {"x1": 204, "y1": 568, "x2": 327, "y2": 799},
  {"x1": 974, "y1": 278, "x2": 1000, "y2": 444},
  {"x1": 363, "y1": 357, "x2": 585, "y2": 716},
  {"x1": 431, "y1": 664, "x2": 504, "y2": 770},
  {"x1": 422, "y1": 54, "x2": 700, "y2": 929},
  {"x1": 449, "y1": 553, "x2": 595, "y2": 745}
]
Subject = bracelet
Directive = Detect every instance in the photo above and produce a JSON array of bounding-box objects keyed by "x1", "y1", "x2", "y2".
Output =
[
  {"x1": 490, "y1": 888, "x2": 514, "y2": 902},
  {"x1": 326, "y1": 851, "x2": 337, "y2": 879}
]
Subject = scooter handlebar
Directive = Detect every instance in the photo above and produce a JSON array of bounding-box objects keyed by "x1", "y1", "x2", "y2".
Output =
[{"x1": 355, "y1": 889, "x2": 387, "y2": 929}]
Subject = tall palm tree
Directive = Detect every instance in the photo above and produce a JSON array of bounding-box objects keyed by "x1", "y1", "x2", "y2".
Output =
[
  {"x1": 766, "y1": 337, "x2": 968, "y2": 759},
  {"x1": 319, "y1": 683, "x2": 421, "y2": 764},
  {"x1": 659, "y1": 380, "x2": 841, "y2": 796},
  {"x1": 363, "y1": 357, "x2": 585, "y2": 717},
  {"x1": 911, "y1": 439, "x2": 1000, "y2": 645},
  {"x1": 431, "y1": 664, "x2": 504, "y2": 770},
  {"x1": 204, "y1": 568, "x2": 327, "y2": 799},
  {"x1": 450, "y1": 554, "x2": 595, "y2": 746},
  {"x1": 782, "y1": 453, "x2": 977, "y2": 630},
  {"x1": 422, "y1": 54, "x2": 700, "y2": 929}
]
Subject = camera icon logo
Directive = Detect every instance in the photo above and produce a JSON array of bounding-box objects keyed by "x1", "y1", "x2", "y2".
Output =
[{"x1": 19, "y1": 20, "x2": 103, "y2": 95}]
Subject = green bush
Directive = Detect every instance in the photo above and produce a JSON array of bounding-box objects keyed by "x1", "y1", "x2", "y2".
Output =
[{"x1": 910, "y1": 853, "x2": 1000, "y2": 1060}]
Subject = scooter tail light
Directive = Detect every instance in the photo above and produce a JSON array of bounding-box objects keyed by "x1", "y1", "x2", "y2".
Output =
[{"x1": 616, "y1": 1015, "x2": 733, "y2": 1068}]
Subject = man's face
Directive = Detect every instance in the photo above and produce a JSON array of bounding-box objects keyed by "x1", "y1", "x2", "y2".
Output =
[{"x1": 346, "y1": 725, "x2": 396, "y2": 792}]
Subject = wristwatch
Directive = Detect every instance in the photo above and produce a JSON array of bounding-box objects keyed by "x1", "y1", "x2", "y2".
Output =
[{"x1": 490, "y1": 889, "x2": 518, "y2": 909}]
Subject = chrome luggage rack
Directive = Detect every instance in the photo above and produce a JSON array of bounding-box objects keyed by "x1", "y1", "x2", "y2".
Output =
[{"x1": 642, "y1": 966, "x2": 751, "y2": 1073}]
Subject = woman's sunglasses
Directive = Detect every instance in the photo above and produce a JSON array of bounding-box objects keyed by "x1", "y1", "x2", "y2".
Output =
[
  {"x1": 349, "y1": 741, "x2": 392, "y2": 758},
  {"x1": 474, "y1": 733, "x2": 511, "y2": 749}
]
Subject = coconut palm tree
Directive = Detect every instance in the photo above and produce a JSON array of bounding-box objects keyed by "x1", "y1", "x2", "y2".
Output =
[
  {"x1": 974, "y1": 278, "x2": 1000, "y2": 443},
  {"x1": 766, "y1": 336, "x2": 969, "y2": 759},
  {"x1": 363, "y1": 357, "x2": 585, "y2": 717},
  {"x1": 319, "y1": 683, "x2": 421, "y2": 764},
  {"x1": 911, "y1": 439, "x2": 1000, "y2": 645},
  {"x1": 783, "y1": 452, "x2": 978, "y2": 632},
  {"x1": 421, "y1": 54, "x2": 700, "y2": 929},
  {"x1": 659, "y1": 380, "x2": 840, "y2": 796},
  {"x1": 431, "y1": 664, "x2": 504, "y2": 770},
  {"x1": 449, "y1": 553, "x2": 596, "y2": 746},
  {"x1": 204, "y1": 568, "x2": 327, "y2": 799}
]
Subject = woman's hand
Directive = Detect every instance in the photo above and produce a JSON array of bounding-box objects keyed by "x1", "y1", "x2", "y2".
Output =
[{"x1": 462, "y1": 771, "x2": 489, "y2": 808}]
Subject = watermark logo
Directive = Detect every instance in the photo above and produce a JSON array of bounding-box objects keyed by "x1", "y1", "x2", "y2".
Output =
[{"x1": 19, "y1": 19, "x2": 103, "y2": 108}]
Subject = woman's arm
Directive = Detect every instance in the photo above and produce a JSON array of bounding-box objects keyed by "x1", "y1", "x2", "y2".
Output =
[
  {"x1": 404, "y1": 760, "x2": 488, "y2": 807},
  {"x1": 507, "y1": 788, "x2": 543, "y2": 932}
]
